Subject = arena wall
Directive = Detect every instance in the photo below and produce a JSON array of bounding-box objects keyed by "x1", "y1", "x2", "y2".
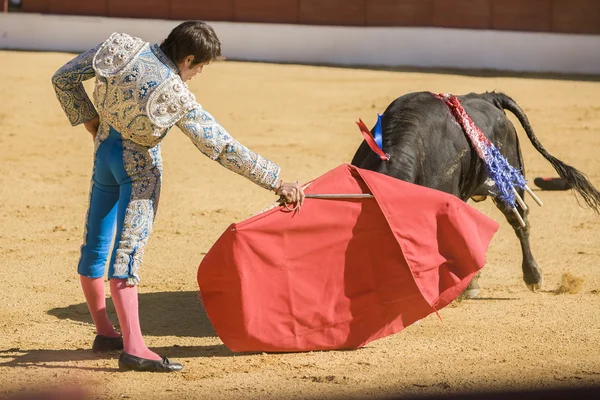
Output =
[
  {"x1": 1, "y1": 9, "x2": 599, "y2": 75},
  {"x1": 17, "y1": 0, "x2": 600, "y2": 35}
]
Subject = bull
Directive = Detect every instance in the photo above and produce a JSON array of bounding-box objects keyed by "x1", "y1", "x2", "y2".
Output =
[{"x1": 351, "y1": 91, "x2": 600, "y2": 297}]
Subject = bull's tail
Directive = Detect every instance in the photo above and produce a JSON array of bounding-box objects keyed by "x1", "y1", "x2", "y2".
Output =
[{"x1": 487, "y1": 91, "x2": 600, "y2": 214}]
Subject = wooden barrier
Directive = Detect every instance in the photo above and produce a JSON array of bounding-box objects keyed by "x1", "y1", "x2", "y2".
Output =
[
  {"x1": 3, "y1": 11, "x2": 600, "y2": 74},
  {"x1": 170, "y1": 0, "x2": 234, "y2": 21},
  {"x1": 18, "y1": 0, "x2": 600, "y2": 35},
  {"x1": 367, "y1": 0, "x2": 433, "y2": 27},
  {"x1": 492, "y1": 0, "x2": 551, "y2": 32},
  {"x1": 234, "y1": 0, "x2": 298, "y2": 24},
  {"x1": 108, "y1": 0, "x2": 169, "y2": 20},
  {"x1": 552, "y1": 0, "x2": 600, "y2": 34}
]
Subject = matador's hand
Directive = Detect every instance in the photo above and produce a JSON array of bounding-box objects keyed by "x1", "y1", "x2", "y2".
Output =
[
  {"x1": 274, "y1": 181, "x2": 305, "y2": 207},
  {"x1": 84, "y1": 116, "x2": 100, "y2": 140}
]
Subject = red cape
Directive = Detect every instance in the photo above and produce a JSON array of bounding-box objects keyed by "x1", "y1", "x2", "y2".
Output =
[{"x1": 198, "y1": 164, "x2": 499, "y2": 352}]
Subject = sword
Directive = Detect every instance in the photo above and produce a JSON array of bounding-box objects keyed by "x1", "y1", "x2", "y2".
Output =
[
  {"x1": 279, "y1": 194, "x2": 374, "y2": 203},
  {"x1": 277, "y1": 193, "x2": 374, "y2": 212},
  {"x1": 305, "y1": 194, "x2": 374, "y2": 199}
]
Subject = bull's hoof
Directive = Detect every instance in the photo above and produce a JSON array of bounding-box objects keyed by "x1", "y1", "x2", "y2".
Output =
[
  {"x1": 526, "y1": 277, "x2": 543, "y2": 292},
  {"x1": 462, "y1": 288, "x2": 481, "y2": 299},
  {"x1": 459, "y1": 272, "x2": 482, "y2": 299},
  {"x1": 457, "y1": 286, "x2": 480, "y2": 300},
  {"x1": 470, "y1": 195, "x2": 487, "y2": 203}
]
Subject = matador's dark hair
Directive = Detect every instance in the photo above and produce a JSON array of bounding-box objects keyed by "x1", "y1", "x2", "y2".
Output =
[{"x1": 160, "y1": 20, "x2": 223, "y2": 66}]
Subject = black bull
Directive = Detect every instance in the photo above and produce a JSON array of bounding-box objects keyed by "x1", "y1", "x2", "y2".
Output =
[{"x1": 351, "y1": 91, "x2": 600, "y2": 296}]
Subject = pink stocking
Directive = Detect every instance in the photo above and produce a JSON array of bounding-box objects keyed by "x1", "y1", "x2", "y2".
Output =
[
  {"x1": 80, "y1": 276, "x2": 120, "y2": 338},
  {"x1": 110, "y1": 278, "x2": 161, "y2": 360}
]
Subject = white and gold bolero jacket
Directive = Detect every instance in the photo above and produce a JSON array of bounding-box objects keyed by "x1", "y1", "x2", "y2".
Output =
[{"x1": 51, "y1": 32, "x2": 281, "y2": 190}]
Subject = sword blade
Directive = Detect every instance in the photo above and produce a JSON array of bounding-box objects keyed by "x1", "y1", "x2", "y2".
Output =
[{"x1": 305, "y1": 194, "x2": 374, "y2": 199}]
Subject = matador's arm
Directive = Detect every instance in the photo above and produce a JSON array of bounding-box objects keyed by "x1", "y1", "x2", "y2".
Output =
[
  {"x1": 176, "y1": 106, "x2": 281, "y2": 190},
  {"x1": 51, "y1": 45, "x2": 101, "y2": 126}
]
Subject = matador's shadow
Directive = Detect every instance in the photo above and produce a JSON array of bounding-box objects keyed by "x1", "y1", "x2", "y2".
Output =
[{"x1": 48, "y1": 291, "x2": 216, "y2": 338}]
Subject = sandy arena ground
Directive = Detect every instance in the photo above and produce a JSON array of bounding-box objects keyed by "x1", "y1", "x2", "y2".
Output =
[{"x1": 0, "y1": 49, "x2": 599, "y2": 399}]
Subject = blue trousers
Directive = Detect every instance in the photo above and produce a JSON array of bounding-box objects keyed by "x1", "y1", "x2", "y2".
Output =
[{"x1": 77, "y1": 126, "x2": 162, "y2": 285}]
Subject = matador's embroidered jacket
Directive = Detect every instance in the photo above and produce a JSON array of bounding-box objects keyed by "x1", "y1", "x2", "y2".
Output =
[{"x1": 51, "y1": 32, "x2": 281, "y2": 190}]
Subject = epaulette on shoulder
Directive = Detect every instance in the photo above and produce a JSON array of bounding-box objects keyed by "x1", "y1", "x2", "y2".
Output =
[
  {"x1": 147, "y1": 76, "x2": 197, "y2": 128},
  {"x1": 93, "y1": 32, "x2": 146, "y2": 77}
]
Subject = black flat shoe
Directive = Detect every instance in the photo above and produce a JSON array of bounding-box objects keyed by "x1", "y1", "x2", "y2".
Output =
[
  {"x1": 118, "y1": 352, "x2": 184, "y2": 372},
  {"x1": 92, "y1": 335, "x2": 123, "y2": 353}
]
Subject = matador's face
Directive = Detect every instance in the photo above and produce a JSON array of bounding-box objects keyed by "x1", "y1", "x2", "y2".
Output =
[{"x1": 178, "y1": 56, "x2": 208, "y2": 82}]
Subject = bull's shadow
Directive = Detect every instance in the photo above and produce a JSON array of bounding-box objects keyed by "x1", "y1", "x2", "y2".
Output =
[{"x1": 47, "y1": 291, "x2": 216, "y2": 338}]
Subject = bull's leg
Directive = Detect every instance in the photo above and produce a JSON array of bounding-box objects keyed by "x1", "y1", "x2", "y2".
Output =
[
  {"x1": 460, "y1": 271, "x2": 482, "y2": 299},
  {"x1": 462, "y1": 179, "x2": 496, "y2": 299},
  {"x1": 492, "y1": 190, "x2": 543, "y2": 291}
]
